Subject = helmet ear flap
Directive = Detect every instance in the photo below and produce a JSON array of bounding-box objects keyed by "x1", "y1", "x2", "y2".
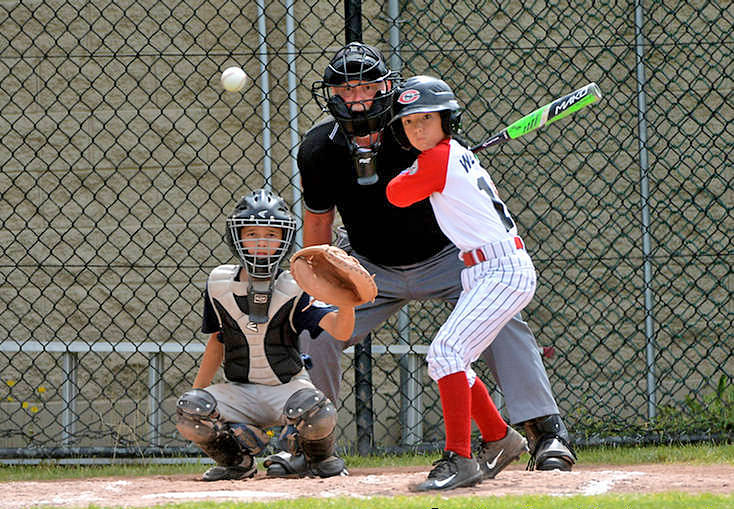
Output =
[
  {"x1": 450, "y1": 109, "x2": 462, "y2": 133},
  {"x1": 440, "y1": 109, "x2": 463, "y2": 137},
  {"x1": 390, "y1": 119, "x2": 412, "y2": 151}
]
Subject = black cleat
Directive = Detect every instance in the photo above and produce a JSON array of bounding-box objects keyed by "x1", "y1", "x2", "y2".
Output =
[
  {"x1": 476, "y1": 426, "x2": 529, "y2": 479},
  {"x1": 202, "y1": 456, "x2": 256, "y2": 481},
  {"x1": 416, "y1": 450, "x2": 482, "y2": 492},
  {"x1": 310, "y1": 455, "x2": 348, "y2": 478}
]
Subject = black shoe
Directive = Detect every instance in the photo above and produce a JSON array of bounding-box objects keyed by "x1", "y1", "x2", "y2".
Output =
[
  {"x1": 202, "y1": 456, "x2": 256, "y2": 481},
  {"x1": 310, "y1": 455, "x2": 348, "y2": 478},
  {"x1": 416, "y1": 451, "x2": 482, "y2": 492},
  {"x1": 476, "y1": 426, "x2": 529, "y2": 479},
  {"x1": 523, "y1": 415, "x2": 577, "y2": 471},
  {"x1": 264, "y1": 451, "x2": 308, "y2": 477}
]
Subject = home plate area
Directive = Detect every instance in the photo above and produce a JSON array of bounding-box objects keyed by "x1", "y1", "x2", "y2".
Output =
[{"x1": 7, "y1": 463, "x2": 734, "y2": 508}]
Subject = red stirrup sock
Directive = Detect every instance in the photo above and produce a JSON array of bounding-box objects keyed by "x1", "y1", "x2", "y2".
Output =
[
  {"x1": 470, "y1": 377, "x2": 508, "y2": 442},
  {"x1": 437, "y1": 372, "x2": 472, "y2": 458}
]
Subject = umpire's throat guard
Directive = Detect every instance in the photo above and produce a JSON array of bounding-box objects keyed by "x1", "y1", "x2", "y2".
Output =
[{"x1": 351, "y1": 141, "x2": 380, "y2": 186}]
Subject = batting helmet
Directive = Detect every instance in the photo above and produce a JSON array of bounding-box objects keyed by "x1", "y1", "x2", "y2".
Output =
[
  {"x1": 312, "y1": 42, "x2": 399, "y2": 138},
  {"x1": 225, "y1": 189, "x2": 296, "y2": 280},
  {"x1": 390, "y1": 75, "x2": 462, "y2": 149}
]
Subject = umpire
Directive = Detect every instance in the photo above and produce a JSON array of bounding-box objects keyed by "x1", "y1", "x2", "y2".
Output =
[{"x1": 297, "y1": 42, "x2": 576, "y2": 471}]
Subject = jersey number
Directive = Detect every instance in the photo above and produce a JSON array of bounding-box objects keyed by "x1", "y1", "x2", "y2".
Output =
[{"x1": 477, "y1": 177, "x2": 515, "y2": 232}]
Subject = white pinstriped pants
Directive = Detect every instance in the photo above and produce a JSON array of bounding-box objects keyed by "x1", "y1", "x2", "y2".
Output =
[{"x1": 426, "y1": 248, "x2": 537, "y2": 385}]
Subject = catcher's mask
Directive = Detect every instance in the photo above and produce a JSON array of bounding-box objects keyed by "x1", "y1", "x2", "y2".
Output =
[
  {"x1": 225, "y1": 189, "x2": 296, "y2": 322},
  {"x1": 312, "y1": 42, "x2": 400, "y2": 185},
  {"x1": 389, "y1": 75, "x2": 462, "y2": 150}
]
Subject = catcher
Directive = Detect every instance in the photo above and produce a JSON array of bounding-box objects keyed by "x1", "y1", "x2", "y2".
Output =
[{"x1": 175, "y1": 188, "x2": 375, "y2": 481}]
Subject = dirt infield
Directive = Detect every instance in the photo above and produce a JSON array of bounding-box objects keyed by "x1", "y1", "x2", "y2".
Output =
[{"x1": 8, "y1": 463, "x2": 734, "y2": 508}]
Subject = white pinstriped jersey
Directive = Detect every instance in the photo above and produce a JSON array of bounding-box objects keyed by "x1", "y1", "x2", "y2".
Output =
[
  {"x1": 387, "y1": 136, "x2": 536, "y2": 384},
  {"x1": 386, "y1": 138, "x2": 517, "y2": 253}
]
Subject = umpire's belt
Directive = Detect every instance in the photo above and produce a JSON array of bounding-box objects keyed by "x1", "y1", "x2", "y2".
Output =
[{"x1": 462, "y1": 236, "x2": 525, "y2": 267}]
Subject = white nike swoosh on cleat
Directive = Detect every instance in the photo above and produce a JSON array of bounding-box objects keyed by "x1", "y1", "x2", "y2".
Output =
[
  {"x1": 433, "y1": 473, "x2": 457, "y2": 488},
  {"x1": 486, "y1": 449, "x2": 504, "y2": 470}
]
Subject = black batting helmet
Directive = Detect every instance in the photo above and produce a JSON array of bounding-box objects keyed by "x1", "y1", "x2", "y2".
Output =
[
  {"x1": 312, "y1": 42, "x2": 400, "y2": 138},
  {"x1": 225, "y1": 189, "x2": 296, "y2": 280},
  {"x1": 390, "y1": 75, "x2": 462, "y2": 149}
]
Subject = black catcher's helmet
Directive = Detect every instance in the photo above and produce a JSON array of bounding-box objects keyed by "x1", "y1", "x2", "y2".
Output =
[
  {"x1": 225, "y1": 189, "x2": 296, "y2": 280},
  {"x1": 312, "y1": 42, "x2": 400, "y2": 138},
  {"x1": 390, "y1": 75, "x2": 462, "y2": 149}
]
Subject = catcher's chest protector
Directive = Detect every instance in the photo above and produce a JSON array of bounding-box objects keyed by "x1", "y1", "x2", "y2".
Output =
[{"x1": 208, "y1": 265, "x2": 302, "y2": 385}]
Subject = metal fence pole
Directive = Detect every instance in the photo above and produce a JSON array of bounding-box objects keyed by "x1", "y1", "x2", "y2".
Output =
[
  {"x1": 634, "y1": 0, "x2": 657, "y2": 420},
  {"x1": 256, "y1": 0, "x2": 273, "y2": 184},
  {"x1": 286, "y1": 0, "x2": 303, "y2": 249},
  {"x1": 61, "y1": 351, "x2": 77, "y2": 446},
  {"x1": 345, "y1": 0, "x2": 362, "y2": 43},
  {"x1": 398, "y1": 307, "x2": 422, "y2": 445},
  {"x1": 148, "y1": 352, "x2": 163, "y2": 447},
  {"x1": 344, "y1": 0, "x2": 373, "y2": 455},
  {"x1": 388, "y1": 0, "x2": 403, "y2": 72},
  {"x1": 354, "y1": 335, "x2": 374, "y2": 455}
]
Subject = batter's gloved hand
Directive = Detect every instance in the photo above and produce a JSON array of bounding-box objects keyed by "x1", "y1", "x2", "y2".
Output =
[{"x1": 289, "y1": 245, "x2": 377, "y2": 308}]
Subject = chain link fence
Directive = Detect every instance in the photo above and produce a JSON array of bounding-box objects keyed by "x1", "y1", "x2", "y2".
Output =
[{"x1": 0, "y1": 0, "x2": 731, "y2": 460}]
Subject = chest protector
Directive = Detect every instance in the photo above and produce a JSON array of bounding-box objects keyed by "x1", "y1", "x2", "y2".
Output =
[{"x1": 207, "y1": 265, "x2": 304, "y2": 385}]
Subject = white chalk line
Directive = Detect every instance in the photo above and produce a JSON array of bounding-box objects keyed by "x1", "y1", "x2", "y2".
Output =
[
  {"x1": 550, "y1": 470, "x2": 646, "y2": 496},
  {"x1": 141, "y1": 489, "x2": 292, "y2": 500}
]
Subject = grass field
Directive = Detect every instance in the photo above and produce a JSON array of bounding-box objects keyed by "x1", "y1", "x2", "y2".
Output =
[
  {"x1": 4, "y1": 443, "x2": 733, "y2": 509},
  {"x1": 126, "y1": 494, "x2": 734, "y2": 509}
]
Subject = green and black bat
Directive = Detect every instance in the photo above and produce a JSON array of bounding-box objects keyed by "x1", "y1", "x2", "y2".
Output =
[{"x1": 471, "y1": 82, "x2": 602, "y2": 153}]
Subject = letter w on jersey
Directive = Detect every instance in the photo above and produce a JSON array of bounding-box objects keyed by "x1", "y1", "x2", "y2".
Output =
[{"x1": 459, "y1": 153, "x2": 475, "y2": 173}]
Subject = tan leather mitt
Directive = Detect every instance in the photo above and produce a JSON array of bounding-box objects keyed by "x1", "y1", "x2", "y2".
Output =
[{"x1": 289, "y1": 245, "x2": 377, "y2": 307}]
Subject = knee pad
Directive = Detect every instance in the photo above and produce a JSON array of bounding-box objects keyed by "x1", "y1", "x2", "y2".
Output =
[
  {"x1": 280, "y1": 388, "x2": 338, "y2": 462},
  {"x1": 175, "y1": 388, "x2": 219, "y2": 443},
  {"x1": 283, "y1": 388, "x2": 337, "y2": 441},
  {"x1": 175, "y1": 388, "x2": 270, "y2": 465}
]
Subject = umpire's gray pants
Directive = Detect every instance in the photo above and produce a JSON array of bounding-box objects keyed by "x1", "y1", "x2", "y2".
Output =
[{"x1": 299, "y1": 243, "x2": 559, "y2": 425}]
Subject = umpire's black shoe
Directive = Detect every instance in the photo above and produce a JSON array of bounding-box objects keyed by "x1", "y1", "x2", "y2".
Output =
[
  {"x1": 202, "y1": 456, "x2": 256, "y2": 481},
  {"x1": 523, "y1": 414, "x2": 577, "y2": 471},
  {"x1": 476, "y1": 426, "x2": 529, "y2": 479},
  {"x1": 416, "y1": 450, "x2": 481, "y2": 492}
]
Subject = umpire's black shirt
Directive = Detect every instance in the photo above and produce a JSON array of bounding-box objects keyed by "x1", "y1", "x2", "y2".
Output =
[{"x1": 298, "y1": 117, "x2": 452, "y2": 266}]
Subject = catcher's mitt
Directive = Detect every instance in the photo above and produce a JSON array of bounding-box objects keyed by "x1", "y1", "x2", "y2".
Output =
[{"x1": 289, "y1": 245, "x2": 377, "y2": 307}]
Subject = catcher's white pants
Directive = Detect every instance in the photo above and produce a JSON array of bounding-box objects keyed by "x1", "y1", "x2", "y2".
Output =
[
  {"x1": 204, "y1": 369, "x2": 314, "y2": 427},
  {"x1": 426, "y1": 249, "x2": 537, "y2": 385}
]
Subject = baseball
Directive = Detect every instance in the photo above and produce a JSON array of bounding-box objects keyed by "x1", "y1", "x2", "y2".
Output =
[{"x1": 221, "y1": 66, "x2": 248, "y2": 92}]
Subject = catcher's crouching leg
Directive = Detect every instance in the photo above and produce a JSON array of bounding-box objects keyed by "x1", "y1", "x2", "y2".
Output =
[
  {"x1": 176, "y1": 388, "x2": 269, "y2": 481},
  {"x1": 264, "y1": 388, "x2": 347, "y2": 478},
  {"x1": 523, "y1": 414, "x2": 577, "y2": 471}
]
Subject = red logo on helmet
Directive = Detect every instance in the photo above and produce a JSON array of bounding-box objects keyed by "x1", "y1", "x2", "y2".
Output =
[{"x1": 398, "y1": 89, "x2": 420, "y2": 104}]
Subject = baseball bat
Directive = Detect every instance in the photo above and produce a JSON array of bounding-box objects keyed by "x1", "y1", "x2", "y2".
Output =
[{"x1": 471, "y1": 82, "x2": 602, "y2": 153}]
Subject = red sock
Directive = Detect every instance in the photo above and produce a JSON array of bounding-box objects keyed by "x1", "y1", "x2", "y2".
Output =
[
  {"x1": 437, "y1": 372, "x2": 472, "y2": 458},
  {"x1": 470, "y1": 377, "x2": 508, "y2": 442}
]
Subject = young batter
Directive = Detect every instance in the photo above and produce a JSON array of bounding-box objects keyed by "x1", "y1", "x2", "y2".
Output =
[{"x1": 386, "y1": 76, "x2": 536, "y2": 491}]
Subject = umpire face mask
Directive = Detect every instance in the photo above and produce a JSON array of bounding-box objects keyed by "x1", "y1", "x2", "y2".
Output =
[{"x1": 326, "y1": 91, "x2": 393, "y2": 185}]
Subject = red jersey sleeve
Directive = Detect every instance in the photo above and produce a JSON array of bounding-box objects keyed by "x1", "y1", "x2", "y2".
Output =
[{"x1": 386, "y1": 139, "x2": 450, "y2": 207}]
